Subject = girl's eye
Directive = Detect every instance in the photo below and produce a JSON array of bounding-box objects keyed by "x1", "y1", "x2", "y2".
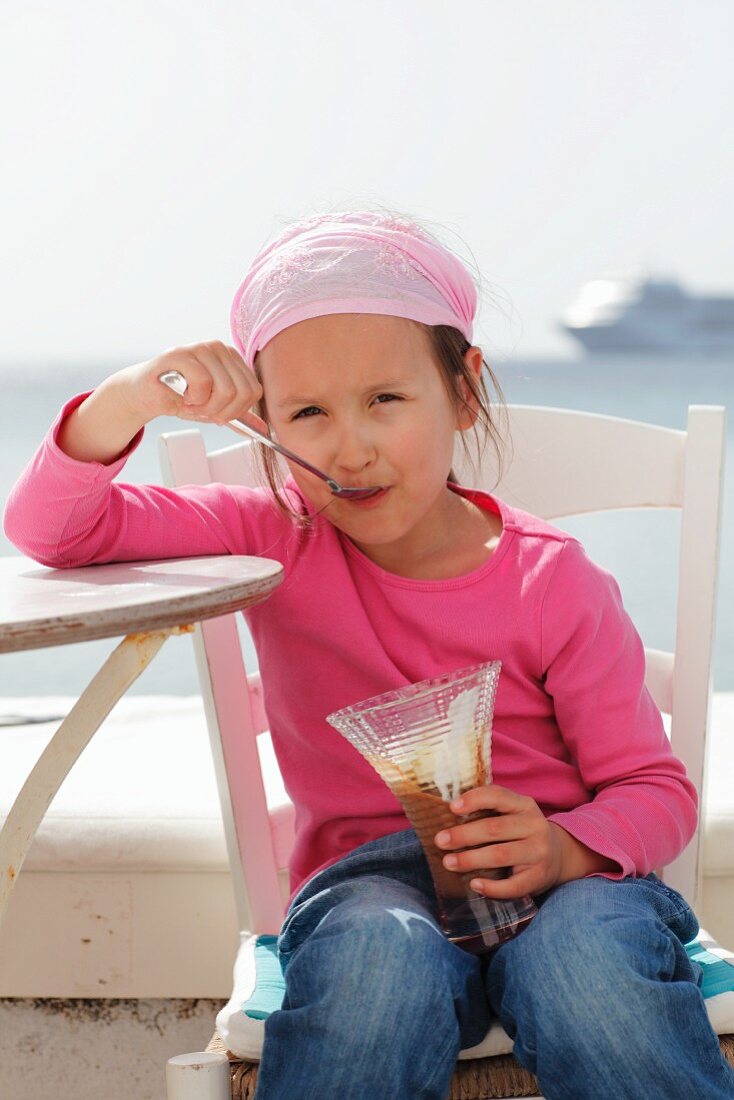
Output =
[{"x1": 292, "y1": 393, "x2": 402, "y2": 413}]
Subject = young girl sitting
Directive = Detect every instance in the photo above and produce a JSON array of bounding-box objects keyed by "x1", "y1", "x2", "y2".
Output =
[{"x1": 5, "y1": 210, "x2": 734, "y2": 1099}]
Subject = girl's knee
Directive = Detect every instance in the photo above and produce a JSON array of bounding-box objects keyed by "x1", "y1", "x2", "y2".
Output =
[
  {"x1": 287, "y1": 896, "x2": 452, "y2": 1002},
  {"x1": 495, "y1": 903, "x2": 675, "y2": 997},
  {"x1": 284, "y1": 899, "x2": 486, "y2": 1050},
  {"x1": 489, "y1": 886, "x2": 700, "y2": 1058}
]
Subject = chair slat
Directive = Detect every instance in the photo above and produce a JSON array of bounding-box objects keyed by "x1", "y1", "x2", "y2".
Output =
[{"x1": 453, "y1": 405, "x2": 687, "y2": 515}]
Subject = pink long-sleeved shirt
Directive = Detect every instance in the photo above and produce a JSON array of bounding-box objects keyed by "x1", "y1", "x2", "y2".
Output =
[{"x1": 4, "y1": 392, "x2": 698, "y2": 895}]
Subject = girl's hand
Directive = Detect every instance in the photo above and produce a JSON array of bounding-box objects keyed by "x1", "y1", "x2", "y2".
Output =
[
  {"x1": 434, "y1": 785, "x2": 606, "y2": 900},
  {"x1": 116, "y1": 341, "x2": 268, "y2": 433}
]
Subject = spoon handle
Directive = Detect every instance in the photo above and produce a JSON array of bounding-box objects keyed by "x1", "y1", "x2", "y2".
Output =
[
  {"x1": 157, "y1": 370, "x2": 340, "y2": 491},
  {"x1": 224, "y1": 416, "x2": 340, "y2": 488}
]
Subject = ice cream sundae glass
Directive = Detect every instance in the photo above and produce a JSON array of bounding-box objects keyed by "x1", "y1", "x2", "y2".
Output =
[{"x1": 326, "y1": 660, "x2": 537, "y2": 954}]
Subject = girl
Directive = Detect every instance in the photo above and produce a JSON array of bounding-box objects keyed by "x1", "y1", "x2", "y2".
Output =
[{"x1": 4, "y1": 210, "x2": 733, "y2": 1099}]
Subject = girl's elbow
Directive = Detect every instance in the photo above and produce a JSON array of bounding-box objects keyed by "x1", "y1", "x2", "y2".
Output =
[
  {"x1": 3, "y1": 500, "x2": 47, "y2": 561},
  {"x1": 4, "y1": 539, "x2": 78, "y2": 569},
  {"x1": 3, "y1": 514, "x2": 84, "y2": 569},
  {"x1": 3, "y1": 519, "x2": 46, "y2": 566}
]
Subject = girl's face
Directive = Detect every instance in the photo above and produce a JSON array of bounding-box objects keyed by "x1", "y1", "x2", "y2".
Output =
[{"x1": 257, "y1": 313, "x2": 483, "y2": 574}]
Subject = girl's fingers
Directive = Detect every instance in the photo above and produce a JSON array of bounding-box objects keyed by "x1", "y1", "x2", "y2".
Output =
[
  {"x1": 222, "y1": 342, "x2": 256, "y2": 386},
  {"x1": 440, "y1": 839, "x2": 538, "y2": 874},
  {"x1": 435, "y1": 813, "x2": 528, "y2": 852},
  {"x1": 166, "y1": 346, "x2": 216, "y2": 408},
  {"x1": 189, "y1": 345, "x2": 240, "y2": 418},
  {"x1": 468, "y1": 867, "x2": 539, "y2": 901},
  {"x1": 220, "y1": 344, "x2": 265, "y2": 422},
  {"x1": 173, "y1": 343, "x2": 258, "y2": 426},
  {"x1": 435, "y1": 786, "x2": 541, "y2": 853},
  {"x1": 450, "y1": 785, "x2": 531, "y2": 816},
  {"x1": 205, "y1": 348, "x2": 265, "y2": 426}
]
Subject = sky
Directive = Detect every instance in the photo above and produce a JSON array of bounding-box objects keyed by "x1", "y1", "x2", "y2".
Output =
[{"x1": 1, "y1": 0, "x2": 732, "y2": 365}]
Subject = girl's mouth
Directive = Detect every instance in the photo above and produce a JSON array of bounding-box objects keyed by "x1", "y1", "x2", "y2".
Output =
[{"x1": 343, "y1": 487, "x2": 390, "y2": 508}]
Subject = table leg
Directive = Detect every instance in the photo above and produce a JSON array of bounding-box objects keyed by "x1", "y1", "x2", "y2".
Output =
[{"x1": 0, "y1": 625, "x2": 193, "y2": 930}]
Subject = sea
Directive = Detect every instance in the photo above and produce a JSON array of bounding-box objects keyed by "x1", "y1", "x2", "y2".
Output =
[{"x1": 1, "y1": 354, "x2": 732, "y2": 697}]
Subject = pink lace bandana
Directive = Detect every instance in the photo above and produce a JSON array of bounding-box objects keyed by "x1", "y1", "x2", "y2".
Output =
[{"x1": 229, "y1": 211, "x2": 477, "y2": 367}]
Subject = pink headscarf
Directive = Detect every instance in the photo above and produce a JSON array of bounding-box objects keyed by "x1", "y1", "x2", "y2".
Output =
[{"x1": 230, "y1": 211, "x2": 477, "y2": 367}]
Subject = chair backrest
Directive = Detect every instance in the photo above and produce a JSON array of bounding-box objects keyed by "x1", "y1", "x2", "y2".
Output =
[
  {"x1": 158, "y1": 403, "x2": 726, "y2": 931},
  {"x1": 158, "y1": 431, "x2": 295, "y2": 934}
]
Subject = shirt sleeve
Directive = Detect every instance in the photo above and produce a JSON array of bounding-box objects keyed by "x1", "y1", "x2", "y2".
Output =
[
  {"x1": 3, "y1": 390, "x2": 298, "y2": 570},
  {"x1": 540, "y1": 537, "x2": 698, "y2": 879}
]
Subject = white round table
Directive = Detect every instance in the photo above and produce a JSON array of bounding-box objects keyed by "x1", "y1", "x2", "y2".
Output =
[{"x1": 0, "y1": 554, "x2": 283, "y2": 928}]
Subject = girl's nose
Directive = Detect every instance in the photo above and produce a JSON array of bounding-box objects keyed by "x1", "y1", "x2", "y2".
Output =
[{"x1": 332, "y1": 423, "x2": 378, "y2": 473}]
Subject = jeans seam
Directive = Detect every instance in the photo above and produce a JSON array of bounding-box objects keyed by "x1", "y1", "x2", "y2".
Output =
[{"x1": 420, "y1": 1025, "x2": 462, "y2": 1099}]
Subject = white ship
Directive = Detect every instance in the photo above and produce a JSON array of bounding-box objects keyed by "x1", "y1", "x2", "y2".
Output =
[{"x1": 560, "y1": 273, "x2": 734, "y2": 354}]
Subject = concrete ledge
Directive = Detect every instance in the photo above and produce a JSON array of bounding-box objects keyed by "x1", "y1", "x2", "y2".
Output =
[
  {"x1": 0, "y1": 870, "x2": 240, "y2": 998},
  {"x1": 0, "y1": 996, "x2": 225, "y2": 1100}
]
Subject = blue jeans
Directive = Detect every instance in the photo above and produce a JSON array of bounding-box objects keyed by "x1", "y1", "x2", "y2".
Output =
[{"x1": 253, "y1": 828, "x2": 734, "y2": 1099}]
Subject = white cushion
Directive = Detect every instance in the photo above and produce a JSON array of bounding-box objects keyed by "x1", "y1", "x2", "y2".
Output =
[
  {"x1": 0, "y1": 695, "x2": 288, "y2": 871},
  {"x1": 215, "y1": 928, "x2": 734, "y2": 1063}
]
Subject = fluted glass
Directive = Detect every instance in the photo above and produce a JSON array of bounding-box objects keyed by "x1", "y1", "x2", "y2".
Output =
[{"x1": 326, "y1": 661, "x2": 537, "y2": 954}]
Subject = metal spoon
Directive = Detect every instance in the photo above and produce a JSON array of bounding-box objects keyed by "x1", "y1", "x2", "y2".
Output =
[{"x1": 158, "y1": 370, "x2": 384, "y2": 500}]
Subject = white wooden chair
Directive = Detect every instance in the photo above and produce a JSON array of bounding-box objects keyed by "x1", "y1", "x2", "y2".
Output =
[{"x1": 160, "y1": 404, "x2": 734, "y2": 1100}]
